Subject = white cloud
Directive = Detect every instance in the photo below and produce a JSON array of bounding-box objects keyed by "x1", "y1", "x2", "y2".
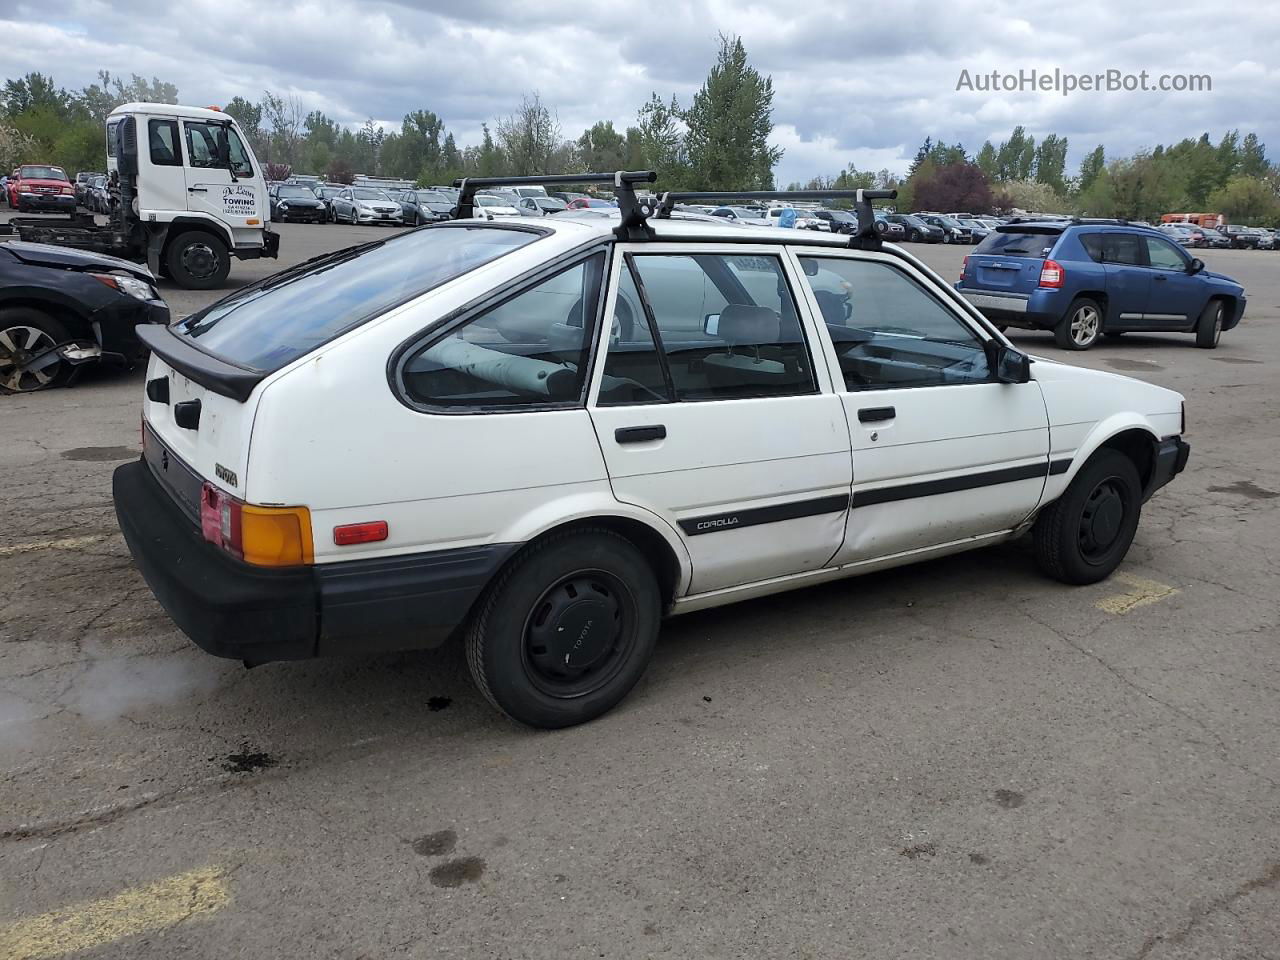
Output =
[{"x1": 2, "y1": 0, "x2": 1277, "y2": 185}]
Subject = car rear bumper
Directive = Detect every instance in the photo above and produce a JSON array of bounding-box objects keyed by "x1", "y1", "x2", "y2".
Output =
[
  {"x1": 1145, "y1": 436, "x2": 1190, "y2": 500},
  {"x1": 957, "y1": 287, "x2": 1060, "y2": 328},
  {"x1": 114, "y1": 459, "x2": 515, "y2": 664}
]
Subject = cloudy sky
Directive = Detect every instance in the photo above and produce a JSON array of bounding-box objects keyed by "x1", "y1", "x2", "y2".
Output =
[{"x1": 3, "y1": 0, "x2": 1277, "y2": 184}]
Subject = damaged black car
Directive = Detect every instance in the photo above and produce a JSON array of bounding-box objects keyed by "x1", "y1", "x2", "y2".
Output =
[{"x1": 0, "y1": 241, "x2": 169, "y2": 393}]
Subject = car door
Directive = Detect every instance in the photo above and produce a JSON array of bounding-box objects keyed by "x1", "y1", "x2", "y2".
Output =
[
  {"x1": 1141, "y1": 234, "x2": 1200, "y2": 327},
  {"x1": 792, "y1": 249, "x2": 1050, "y2": 563},
  {"x1": 588, "y1": 244, "x2": 852, "y2": 595},
  {"x1": 336, "y1": 189, "x2": 354, "y2": 221},
  {"x1": 141, "y1": 117, "x2": 188, "y2": 214},
  {"x1": 1099, "y1": 232, "x2": 1150, "y2": 327},
  {"x1": 181, "y1": 119, "x2": 263, "y2": 226}
]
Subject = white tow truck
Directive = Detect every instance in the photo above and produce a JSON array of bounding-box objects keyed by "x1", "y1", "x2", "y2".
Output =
[{"x1": 2, "y1": 103, "x2": 278, "y2": 289}]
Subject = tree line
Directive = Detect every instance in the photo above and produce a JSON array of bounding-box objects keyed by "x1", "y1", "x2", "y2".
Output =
[
  {"x1": 794, "y1": 126, "x2": 1279, "y2": 224},
  {"x1": 3, "y1": 41, "x2": 1277, "y2": 225},
  {"x1": 0, "y1": 35, "x2": 782, "y2": 194}
]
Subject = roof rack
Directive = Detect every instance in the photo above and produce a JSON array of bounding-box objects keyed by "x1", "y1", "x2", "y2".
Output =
[
  {"x1": 452, "y1": 171, "x2": 658, "y2": 238},
  {"x1": 654, "y1": 188, "x2": 898, "y2": 248}
]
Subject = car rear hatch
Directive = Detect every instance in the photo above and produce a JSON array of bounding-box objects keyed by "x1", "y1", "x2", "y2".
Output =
[{"x1": 961, "y1": 225, "x2": 1063, "y2": 292}]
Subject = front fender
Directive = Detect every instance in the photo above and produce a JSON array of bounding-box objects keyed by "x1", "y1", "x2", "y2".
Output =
[
  {"x1": 1042, "y1": 412, "x2": 1166, "y2": 503},
  {"x1": 493, "y1": 491, "x2": 693, "y2": 596}
]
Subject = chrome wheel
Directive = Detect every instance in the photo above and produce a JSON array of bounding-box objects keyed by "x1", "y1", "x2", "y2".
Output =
[
  {"x1": 0, "y1": 325, "x2": 59, "y2": 392},
  {"x1": 1069, "y1": 304, "x2": 1100, "y2": 347}
]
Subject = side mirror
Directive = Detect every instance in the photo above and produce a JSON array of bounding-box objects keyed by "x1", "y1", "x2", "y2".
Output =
[
  {"x1": 1188, "y1": 257, "x2": 1204, "y2": 274},
  {"x1": 986, "y1": 341, "x2": 1031, "y2": 384},
  {"x1": 704, "y1": 313, "x2": 721, "y2": 336}
]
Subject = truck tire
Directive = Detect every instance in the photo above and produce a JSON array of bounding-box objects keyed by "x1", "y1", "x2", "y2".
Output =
[
  {"x1": 1033, "y1": 449, "x2": 1142, "y2": 585},
  {"x1": 0, "y1": 307, "x2": 72, "y2": 393},
  {"x1": 1195, "y1": 299, "x2": 1224, "y2": 349},
  {"x1": 465, "y1": 528, "x2": 661, "y2": 729},
  {"x1": 165, "y1": 230, "x2": 231, "y2": 290}
]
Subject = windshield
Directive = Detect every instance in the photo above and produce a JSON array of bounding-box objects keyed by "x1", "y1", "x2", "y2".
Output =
[
  {"x1": 174, "y1": 226, "x2": 540, "y2": 372},
  {"x1": 973, "y1": 229, "x2": 1059, "y2": 258},
  {"x1": 535, "y1": 199, "x2": 566, "y2": 209},
  {"x1": 21, "y1": 165, "x2": 67, "y2": 181},
  {"x1": 353, "y1": 188, "x2": 390, "y2": 201},
  {"x1": 278, "y1": 186, "x2": 314, "y2": 198},
  {"x1": 476, "y1": 195, "x2": 510, "y2": 207},
  {"x1": 417, "y1": 191, "x2": 449, "y2": 203}
]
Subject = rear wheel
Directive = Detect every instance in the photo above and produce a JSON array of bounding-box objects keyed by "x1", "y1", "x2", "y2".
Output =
[
  {"x1": 1195, "y1": 299, "x2": 1224, "y2": 349},
  {"x1": 165, "y1": 230, "x2": 231, "y2": 290},
  {"x1": 1033, "y1": 449, "x2": 1143, "y2": 584},
  {"x1": 0, "y1": 308, "x2": 71, "y2": 393},
  {"x1": 465, "y1": 529, "x2": 661, "y2": 729},
  {"x1": 1054, "y1": 297, "x2": 1103, "y2": 350}
]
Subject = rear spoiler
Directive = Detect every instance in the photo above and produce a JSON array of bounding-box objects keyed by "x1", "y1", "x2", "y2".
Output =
[{"x1": 137, "y1": 325, "x2": 263, "y2": 402}]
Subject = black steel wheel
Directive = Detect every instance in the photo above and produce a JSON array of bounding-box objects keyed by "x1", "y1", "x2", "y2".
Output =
[
  {"x1": 465, "y1": 529, "x2": 661, "y2": 728},
  {"x1": 1034, "y1": 449, "x2": 1142, "y2": 584}
]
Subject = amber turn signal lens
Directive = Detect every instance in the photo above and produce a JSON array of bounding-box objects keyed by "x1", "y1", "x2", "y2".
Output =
[{"x1": 239, "y1": 505, "x2": 314, "y2": 566}]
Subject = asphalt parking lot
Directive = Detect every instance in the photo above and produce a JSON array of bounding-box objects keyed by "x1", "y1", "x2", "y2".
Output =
[{"x1": 2, "y1": 217, "x2": 1278, "y2": 959}]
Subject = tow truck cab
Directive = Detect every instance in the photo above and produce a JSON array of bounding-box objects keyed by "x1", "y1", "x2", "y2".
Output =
[
  {"x1": 2, "y1": 103, "x2": 278, "y2": 290},
  {"x1": 104, "y1": 103, "x2": 278, "y2": 288}
]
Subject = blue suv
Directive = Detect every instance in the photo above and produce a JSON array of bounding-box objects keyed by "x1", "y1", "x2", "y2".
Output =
[{"x1": 956, "y1": 220, "x2": 1246, "y2": 350}]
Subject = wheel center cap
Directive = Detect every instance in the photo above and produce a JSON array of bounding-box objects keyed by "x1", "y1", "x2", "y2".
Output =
[
  {"x1": 552, "y1": 600, "x2": 613, "y2": 672},
  {"x1": 1090, "y1": 494, "x2": 1124, "y2": 547}
]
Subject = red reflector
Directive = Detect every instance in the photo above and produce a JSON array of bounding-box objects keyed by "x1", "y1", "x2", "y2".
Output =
[
  {"x1": 334, "y1": 521, "x2": 388, "y2": 546},
  {"x1": 961, "y1": 254, "x2": 969, "y2": 282},
  {"x1": 1039, "y1": 258, "x2": 1065, "y2": 288}
]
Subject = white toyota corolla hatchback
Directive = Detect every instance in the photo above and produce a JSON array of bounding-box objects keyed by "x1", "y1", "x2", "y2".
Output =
[{"x1": 115, "y1": 177, "x2": 1189, "y2": 728}]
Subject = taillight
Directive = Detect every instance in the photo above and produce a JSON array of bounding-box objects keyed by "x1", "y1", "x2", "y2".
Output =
[
  {"x1": 961, "y1": 255, "x2": 969, "y2": 282},
  {"x1": 1039, "y1": 258, "x2": 1065, "y2": 288},
  {"x1": 200, "y1": 482, "x2": 313, "y2": 566}
]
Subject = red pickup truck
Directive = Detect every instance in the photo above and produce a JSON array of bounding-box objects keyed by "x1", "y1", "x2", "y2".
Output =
[{"x1": 7, "y1": 164, "x2": 76, "y2": 213}]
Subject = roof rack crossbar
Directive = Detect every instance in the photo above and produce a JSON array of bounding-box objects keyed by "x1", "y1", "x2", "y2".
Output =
[
  {"x1": 653, "y1": 188, "x2": 898, "y2": 248},
  {"x1": 451, "y1": 171, "x2": 657, "y2": 234}
]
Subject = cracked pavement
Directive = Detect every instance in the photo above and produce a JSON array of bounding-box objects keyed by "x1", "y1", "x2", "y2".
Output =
[{"x1": 1, "y1": 226, "x2": 1277, "y2": 958}]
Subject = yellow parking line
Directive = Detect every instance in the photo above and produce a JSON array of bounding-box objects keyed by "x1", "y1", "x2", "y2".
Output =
[
  {"x1": 0, "y1": 535, "x2": 109, "y2": 558},
  {"x1": 1096, "y1": 573, "x2": 1179, "y2": 615},
  {"x1": 0, "y1": 866, "x2": 229, "y2": 960}
]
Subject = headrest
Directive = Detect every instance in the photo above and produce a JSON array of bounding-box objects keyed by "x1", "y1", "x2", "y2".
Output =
[{"x1": 718, "y1": 303, "x2": 778, "y2": 347}]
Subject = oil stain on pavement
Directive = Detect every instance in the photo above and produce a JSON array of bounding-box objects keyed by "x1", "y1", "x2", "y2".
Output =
[
  {"x1": 994, "y1": 789, "x2": 1025, "y2": 808},
  {"x1": 429, "y1": 857, "x2": 486, "y2": 887},
  {"x1": 1208, "y1": 480, "x2": 1279, "y2": 500},
  {"x1": 219, "y1": 744, "x2": 278, "y2": 773},
  {"x1": 412, "y1": 829, "x2": 457, "y2": 857}
]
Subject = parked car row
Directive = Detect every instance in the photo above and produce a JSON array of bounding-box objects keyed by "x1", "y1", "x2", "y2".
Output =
[{"x1": 1158, "y1": 221, "x2": 1278, "y2": 249}]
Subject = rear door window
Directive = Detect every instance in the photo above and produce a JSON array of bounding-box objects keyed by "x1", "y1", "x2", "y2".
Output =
[
  {"x1": 174, "y1": 226, "x2": 541, "y2": 371},
  {"x1": 1079, "y1": 233, "x2": 1105, "y2": 262},
  {"x1": 1102, "y1": 234, "x2": 1143, "y2": 265},
  {"x1": 972, "y1": 230, "x2": 1059, "y2": 258}
]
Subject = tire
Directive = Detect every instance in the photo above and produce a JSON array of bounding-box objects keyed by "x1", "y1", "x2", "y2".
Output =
[
  {"x1": 0, "y1": 307, "x2": 72, "y2": 393},
  {"x1": 909, "y1": 229, "x2": 922, "y2": 242},
  {"x1": 1195, "y1": 299, "x2": 1224, "y2": 349},
  {"x1": 165, "y1": 230, "x2": 231, "y2": 290},
  {"x1": 1054, "y1": 297, "x2": 1103, "y2": 350},
  {"x1": 465, "y1": 529, "x2": 661, "y2": 729},
  {"x1": 1033, "y1": 449, "x2": 1143, "y2": 585}
]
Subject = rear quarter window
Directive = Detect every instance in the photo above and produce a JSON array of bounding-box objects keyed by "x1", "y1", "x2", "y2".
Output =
[
  {"x1": 972, "y1": 230, "x2": 1059, "y2": 258},
  {"x1": 173, "y1": 225, "x2": 542, "y2": 372}
]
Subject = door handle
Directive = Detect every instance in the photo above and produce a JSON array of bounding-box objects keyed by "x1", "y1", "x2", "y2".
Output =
[
  {"x1": 615, "y1": 424, "x2": 666, "y2": 444},
  {"x1": 858, "y1": 406, "x2": 896, "y2": 423},
  {"x1": 187, "y1": 186, "x2": 207, "y2": 193},
  {"x1": 1153, "y1": 274, "x2": 1167, "y2": 282}
]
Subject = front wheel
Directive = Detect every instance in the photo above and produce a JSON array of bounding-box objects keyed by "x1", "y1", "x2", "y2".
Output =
[
  {"x1": 908, "y1": 229, "x2": 921, "y2": 242},
  {"x1": 165, "y1": 230, "x2": 231, "y2": 290},
  {"x1": 465, "y1": 529, "x2": 661, "y2": 729},
  {"x1": 0, "y1": 307, "x2": 71, "y2": 393},
  {"x1": 1033, "y1": 449, "x2": 1143, "y2": 585},
  {"x1": 1195, "y1": 299, "x2": 1224, "y2": 349},
  {"x1": 1054, "y1": 297, "x2": 1103, "y2": 350}
]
